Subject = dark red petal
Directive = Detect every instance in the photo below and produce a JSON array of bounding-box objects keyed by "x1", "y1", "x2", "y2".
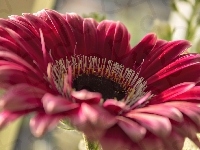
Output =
[
  {"x1": 111, "y1": 21, "x2": 130, "y2": 60},
  {"x1": 22, "y1": 14, "x2": 65, "y2": 60},
  {"x1": 0, "y1": 66, "x2": 47, "y2": 90},
  {"x1": 36, "y1": 9, "x2": 76, "y2": 58},
  {"x1": 0, "y1": 51, "x2": 40, "y2": 75},
  {"x1": 147, "y1": 59, "x2": 200, "y2": 94},
  {"x1": 149, "y1": 82, "x2": 195, "y2": 104},
  {"x1": 121, "y1": 33, "x2": 157, "y2": 69},
  {"x1": 126, "y1": 112, "x2": 171, "y2": 137},
  {"x1": 103, "y1": 99, "x2": 128, "y2": 114},
  {"x1": 97, "y1": 21, "x2": 130, "y2": 60},
  {"x1": 65, "y1": 13, "x2": 84, "y2": 55},
  {"x1": 140, "y1": 40, "x2": 190, "y2": 79},
  {"x1": 9, "y1": 15, "x2": 33, "y2": 27},
  {"x1": 42, "y1": 93, "x2": 79, "y2": 114},
  {"x1": 83, "y1": 18, "x2": 98, "y2": 55},
  {"x1": 97, "y1": 21, "x2": 115, "y2": 59},
  {"x1": 0, "y1": 36, "x2": 35, "y2": 67},
  {"x1": 0, "y1": 59, "x2": 40, "y2": 81},
  {"x1": 148, "y1": 54, "x2": 200, "y2": 85},
  {"x1": 0, "y1": 19, "x2": 45, "y2": 71}
]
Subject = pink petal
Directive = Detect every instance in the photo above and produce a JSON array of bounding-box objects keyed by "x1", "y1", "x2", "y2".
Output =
[
  {"x1": 82, "y1": 103, "x2": 116, "y2": 126},
  {"x1": 164, "y1": 102, "x2": 200, "y2": 126},
  {"x1": 42, "y1": 93, "x2": 79, "y2": 114},
  {"x1": 117, "y1": 116, "x2": 146, "y2": 142},
  {"x1": 0, "y1": 84, "x2": 45, "y2": 111},
  {"x1": 131, "y1": 92, "x2": 151, "y2": 109},
  {"x1": 30, "y1": 113, "x2": 61, "y2": 137},
  {"x1": 69, "y1": 103, "x2": 117, "y2": 139},
  {"x1": 126, "y1": 112, "x2": 172, "y2": 137},
  {"x1": 71, "y1": 90, "x2": 101, "y2": 103},
  {"x1": 134, "y1": 104, "x2": 183, "y2": 122},
  {"x1": 39, "y1": 29, "x2": 52, "y2": 67},
  {"x1": 100, "y1": 126, "x2": 140, "y2": 150},
  {"x1": 0, "y1": 111, "x2": 23, "y2": 129}
]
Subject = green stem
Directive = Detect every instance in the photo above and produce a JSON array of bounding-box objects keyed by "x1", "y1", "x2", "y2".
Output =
[{"x1": 83, "y1": 134, "x2": 101, "y2": 150}]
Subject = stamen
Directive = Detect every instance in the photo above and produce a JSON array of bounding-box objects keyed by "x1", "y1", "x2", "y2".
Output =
[{"x1": 51, "y1": 55, "x2": 148, "y2": 106}]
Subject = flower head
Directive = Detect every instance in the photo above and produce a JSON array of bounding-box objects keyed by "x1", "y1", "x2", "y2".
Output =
[{"x1": 1, "y1": 9, "x2": 200, "y2": 150}]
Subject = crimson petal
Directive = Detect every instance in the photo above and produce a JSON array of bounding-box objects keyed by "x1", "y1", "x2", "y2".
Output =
[
  {"x1": 97, "y1": 21, "x2": 130, "y2": 60},
  {"x1": 140, "y1": 40, "x2": 190, "y2": 79},
  {"x1": 83, "y1": 18, "x2": 98, "y2": 56},
  {"x1": 149, "y1": 82, "x2": 195, "y2": 104},
  {"x1": 36, "y1": 9, "x2": 76, "y2": 58},
  {"x1": 173, "y1": 86, "x2": 200, "y2": 101},
  {"x1": 122, "y1": 33, "x2": 157, "y2": 69}
]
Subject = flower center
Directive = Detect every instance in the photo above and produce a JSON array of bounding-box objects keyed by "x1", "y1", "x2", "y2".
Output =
[
  {"x1": 50, "y1": 55, "x2": 147, "y2": 104},
  {"x1": 73, "y1": 74, "x2": 126, "y2": 100}
]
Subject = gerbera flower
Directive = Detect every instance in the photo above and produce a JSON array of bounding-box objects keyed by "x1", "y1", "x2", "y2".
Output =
[{"x1": 0, "y1": 9, "x2": 200, "y2": 150}]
